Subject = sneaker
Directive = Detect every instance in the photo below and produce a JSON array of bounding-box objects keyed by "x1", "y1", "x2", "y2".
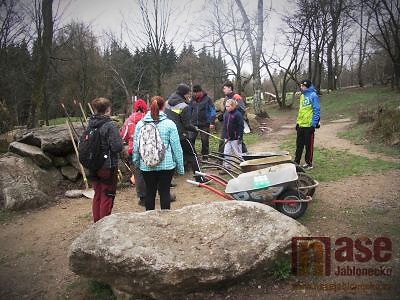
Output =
[
  {"x1": 302, "y1": 164, "x2": 313, "y2": 170},
  {"x1": 195, "y1": 175, "x2": 212, "y2": 185}
]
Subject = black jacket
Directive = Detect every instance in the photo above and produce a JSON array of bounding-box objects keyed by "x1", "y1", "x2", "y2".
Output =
[
  {"x1": 189, "y1": 93, "x2": 216, "y2": 128},
  {"x1": 222, "y1": 108, "x2": 244, "y2": 141},
  {"x1": 87, "y1": 114, "x2": 123, "y2": 169},
  {"x1": 165, "y1": 92, "x2": 197, "y2": 140}
]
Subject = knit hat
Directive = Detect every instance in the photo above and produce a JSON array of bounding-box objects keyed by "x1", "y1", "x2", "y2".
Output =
[
  {"x1": 176, "y1": 83, "x2": 190, "y2": 96},
  {"x1": 192, "y1": 84, "x2": 202, "y2": 93},
  {"x1": 301, "y1": 79, "x2": 312, "y2": 88},
  {"x1": 133, "y1": 98, "x2": 147, "y2": 113}
]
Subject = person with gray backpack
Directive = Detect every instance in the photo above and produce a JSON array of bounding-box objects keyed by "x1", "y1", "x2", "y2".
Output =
[{"x1": 132, "y1": 96, "x2": 184, "y2": 210}]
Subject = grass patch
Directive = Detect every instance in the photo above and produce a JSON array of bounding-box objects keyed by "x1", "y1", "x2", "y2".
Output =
[
  {"x1": 337, "y1": 123, "x2": 400, "y2": 157},
  {"x1": 318, "y1": 87, "x2": 399, "y2": 121},
  {"x1": 269, "y1": 258, "x2": 292, "y2": 280},
  {"x1": 280, "y1": 138, "x2": 400, "y2": 182},
  {"x1": 47, "y1": 117, "x2": 81, "y2": 126},
  {"x1": 87, "y1": 280, "x2": 115, "y2": 300},
  {"x1": 0, "y1": 211, "x2": 18, "y2": 223},
  {"x1": 62, "y1": 278, "x2": 116, "y2": 300}
]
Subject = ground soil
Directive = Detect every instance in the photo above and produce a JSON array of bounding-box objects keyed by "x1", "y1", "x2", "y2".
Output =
[{"x1": 0, "y1": 113, "x2": 399, "y2": 300}]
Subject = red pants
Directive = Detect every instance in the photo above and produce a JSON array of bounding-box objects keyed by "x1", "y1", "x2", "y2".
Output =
[{"x1": 91, "y1": 168, "x2": 117, "y2": 222}]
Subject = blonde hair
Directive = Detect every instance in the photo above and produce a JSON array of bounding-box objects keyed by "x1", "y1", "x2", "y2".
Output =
[{"x1": 226, "y1": 99, "x2": 237, "y2": 107}]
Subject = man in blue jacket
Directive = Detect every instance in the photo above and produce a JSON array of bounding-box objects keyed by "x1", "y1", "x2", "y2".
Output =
[
  {"x1": 295, "y1": 79, "x2": 320, "y2": 170},
  {"x1": 189, "y1": 85, "x2": 216, "y2": 161}
]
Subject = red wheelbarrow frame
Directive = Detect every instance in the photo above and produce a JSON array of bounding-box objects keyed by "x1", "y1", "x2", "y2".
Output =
[{"x1": 187, "y1": 171, "x2": 313, "y2": 204}]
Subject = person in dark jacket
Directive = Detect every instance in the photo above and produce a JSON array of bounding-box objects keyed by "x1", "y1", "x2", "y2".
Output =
[
  {"x1": 88, "y1": 97, "x2": 123, "y2": 222},
  {"x1": 222, "y1": 99, "x2": 244, "y2": 169},
  {"x1": 218, "y1": 81, "x2": 247, "y2": 154},
  {"x1": 188, "y1": 84, "x2": 216, "y2": 160},
  {"x1": 165, "y1": 83, "x2": 209, "y2": 184}
]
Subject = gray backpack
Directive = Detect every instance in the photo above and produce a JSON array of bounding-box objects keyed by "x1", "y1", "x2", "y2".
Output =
[{"x1": 138, "y1": 121, "x2": 166, "y2": 166}]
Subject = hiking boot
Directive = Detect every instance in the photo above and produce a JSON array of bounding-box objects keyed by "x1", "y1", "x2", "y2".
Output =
[
  {"x1": 138, "y1": 197, "x2": 145, "y2": 207},
  {"x1": 302, "y1": 163, "x2": 313, "y2": 170}
]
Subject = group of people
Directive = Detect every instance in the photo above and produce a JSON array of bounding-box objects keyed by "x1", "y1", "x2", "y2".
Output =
[{"x1": 87, "y1": 79, "x2": 320, "y2": 223}]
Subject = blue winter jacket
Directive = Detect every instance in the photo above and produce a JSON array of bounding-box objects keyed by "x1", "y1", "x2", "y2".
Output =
[
  {"x1": 132, "y1": 112, "x2": 184, "y2": 174},
  {"x1": 189, "y1": 93, "x2": 216, "y2": 128}
]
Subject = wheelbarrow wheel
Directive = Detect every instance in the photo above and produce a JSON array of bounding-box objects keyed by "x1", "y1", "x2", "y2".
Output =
[
  {"x1": 297, "y1": 172, "x2": 316, "y2": 197},
  {"x1": 275, "y1": 189, "x2": 307, "y2": 219}
]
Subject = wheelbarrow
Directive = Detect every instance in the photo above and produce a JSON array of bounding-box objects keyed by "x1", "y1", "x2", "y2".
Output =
[
  {"x1": 203, "y1": 153, "x2": 319, "y2": 197},
  {"x1": 187, "y1": 163, "x2": 312, "y2": 219}
]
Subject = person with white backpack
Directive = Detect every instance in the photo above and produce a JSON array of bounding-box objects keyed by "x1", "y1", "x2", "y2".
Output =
[{"x1": 132, "y1": 96, "x2": 184, "y2": 210}]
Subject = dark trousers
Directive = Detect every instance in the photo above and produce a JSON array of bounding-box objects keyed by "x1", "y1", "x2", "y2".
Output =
[
  {"x1": 295, "y1": 127, "x2": 315, "y2": 165},
  {"x1": 181, "y1": 138, "x2": 201, "y2": 175},
  {"x1": 142, "y1": 169, "x2": 174, "y2": 210},
  {"x1": 133, "y1": 166, "x2": 146, "y2": 199},
  {"x1": 92, "y1": 167, "x2": 117, "y2": 222},
  {"x1": 189, "y1": 126, "x2": 210, "y2": 157}
]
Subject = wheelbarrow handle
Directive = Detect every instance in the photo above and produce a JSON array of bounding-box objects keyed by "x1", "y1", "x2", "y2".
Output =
[{"x1": 186, "y1": 180, "x2": 234, "y2": 200}]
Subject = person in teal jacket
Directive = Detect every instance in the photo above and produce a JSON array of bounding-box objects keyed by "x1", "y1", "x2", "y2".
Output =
[
  {"x1": 295, "y1": 79, "x2": 320, "y2": 170},
  {"x1": 132, "y1": 96, "x2": 184, "y2": 210}
]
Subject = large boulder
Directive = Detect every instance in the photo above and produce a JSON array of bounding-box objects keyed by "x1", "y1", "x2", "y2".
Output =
[
  {"x1": 0, "y1": 153, "x2": 63, "y2": 210},
  {"x1": 69, "y1": 201, "x2": 310, "y2": 299},
  {"x1": 8, "y1": 141, "x2": 52, "y2": 168},
  {"x1": 16, "y1": 123, "x2": 84, "y2": 156}
]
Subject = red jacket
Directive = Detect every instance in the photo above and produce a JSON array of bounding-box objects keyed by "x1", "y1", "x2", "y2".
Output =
[{"x1": 120, "y1": 99, "x2": 148, "y2": 155}]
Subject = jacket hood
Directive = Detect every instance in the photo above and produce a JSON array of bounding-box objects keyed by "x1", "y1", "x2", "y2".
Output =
[
  {"x1": 142, "y1": 111, "x2": 168, "y2": 122},
  {"x1": 88, "y1": 114, "x2": 111, "y2": 128},
  {"x1": 303, "y1": 84, "x2": 317, "y2": 95},
  {"x1": 167, "y1": 92, "x2": 186, "y2": 106},
  {"x1": 133, "y1": 99, "x2": 148, "y2": 112}
]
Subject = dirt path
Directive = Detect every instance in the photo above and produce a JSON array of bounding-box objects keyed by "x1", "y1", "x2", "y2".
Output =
[{"x1": 0, "y1": 115, "x2": 399, "y2": 299}]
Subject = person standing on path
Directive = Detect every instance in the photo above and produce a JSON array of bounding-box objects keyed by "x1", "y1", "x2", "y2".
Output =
[
  {"x1": 88, "y1": 97, "x2": 123, "y2": 222},
  {"x1": 294, "y1": 79, "x2": 320, "y2": 170},
  {"x1": 188, "y1": 84, "x2": 216, "y2": 161},
  {"x1": 132, "y1": 96, "x2": 184, "y2": 210}
]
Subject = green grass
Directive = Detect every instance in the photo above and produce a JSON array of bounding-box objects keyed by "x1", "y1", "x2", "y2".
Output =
[
  {"x1": 87, "y1": 280, "x2": 115, "y2": 300},
  {"x1": 47, "y1": 117, "x2": 81, "y2": 126},
  {"x1": 0, "y1": 211, "x2": 18, "y2": 223},
  {"x1": 269, "y1": 258, "x2": 292, "y2": 280},
  {"x1": 318, "y1": 87, "x2": 400, "y2": 121},
  {"x1": 280, "y1": 138, "x2": 400, "y2": 182},
  {"x1": 337, "y1": 123, "x2": 400, "y2": 157},
  {"x1": 62, "y1": 278, "x2": 116, "y2": 300}
]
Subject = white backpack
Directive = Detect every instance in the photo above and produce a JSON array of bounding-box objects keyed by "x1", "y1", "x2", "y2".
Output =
[{"x1": 138, "y1": 121, "x2": 166, "y2": 166}]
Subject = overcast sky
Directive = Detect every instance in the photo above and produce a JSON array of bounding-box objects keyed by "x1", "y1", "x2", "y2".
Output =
[{"x1": 60, "y1": 0, "x2": 293, "y2": 75}]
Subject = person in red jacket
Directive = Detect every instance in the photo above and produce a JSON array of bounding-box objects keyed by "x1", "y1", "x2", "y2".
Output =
[{"x1": 120, "y1": 98, "x2": 148, "y2": 206}]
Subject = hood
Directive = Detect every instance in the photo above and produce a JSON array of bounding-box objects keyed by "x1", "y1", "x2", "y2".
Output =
[
  {"x1": 133, "y1": 98, "x2": 148, "y2": 112},
  {"x1": 142, "y1": 111, "x2": 168, "y2": 122},
  {"x1": 167, "y1": 92, "x2": 186, "y2": 106},
  {"x1": 303, "y1": 84, "x2": 317, "y2": 95},
  {"x1": 88, "y1": 114, "x2": 111, "y2": 128}
]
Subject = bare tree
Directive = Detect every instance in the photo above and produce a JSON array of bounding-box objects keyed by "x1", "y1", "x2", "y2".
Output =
[
  {"x1": 363, "y1": 0, "x2": 400, "y2": 90},
  {"x1": 235, "y1": 0, "x2": 267, "y2": 116},
  {"x1": 356, "y1": 0, "x2": 372, "y2": 87},
  {"x1": 211, "y1": 0, "x2": 249, "y2": 94},
  {"x1": 134, "y1": 0, "x2": 174, "y2": 95},
  {"x1": 28, "y1": 0, "x2": 53, "y2": 128}
]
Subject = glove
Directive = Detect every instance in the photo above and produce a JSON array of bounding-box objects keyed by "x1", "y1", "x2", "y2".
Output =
[{"x1": 194, "y1": 126, "x2": 199, "y2": 132}]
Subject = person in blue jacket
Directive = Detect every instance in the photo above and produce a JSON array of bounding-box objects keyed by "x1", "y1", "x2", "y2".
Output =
[
  {"x1": 295, "y1": 79, "x2": 321, "y2": 170},
  {"x1": 189, "y1": 85, "x2": 216, "y2": 160},
  {"x1": 132, "y1": 96, "x2": 184, "y2": 210}
]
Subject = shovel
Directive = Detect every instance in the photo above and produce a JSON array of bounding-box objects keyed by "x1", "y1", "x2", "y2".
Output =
[{"x1": 66, "y1": 120, "x2": 94, "y2": 199}]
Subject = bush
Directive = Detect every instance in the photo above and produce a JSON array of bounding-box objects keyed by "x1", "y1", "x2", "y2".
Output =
[
  {"x1": 370, "y1": 108, "x2": 400, "y2": 146},
  {"x1": 357, "y1": 108, "x2": 375, "y2": 124}
]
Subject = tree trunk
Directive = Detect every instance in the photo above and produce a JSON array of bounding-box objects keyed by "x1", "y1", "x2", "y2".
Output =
[
  {"x1": 327, "y1": 40, "x2": 334, "y2": 90},
  {"x1": 28, "y1": 0, "x2": 53, "y2": 129}
]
